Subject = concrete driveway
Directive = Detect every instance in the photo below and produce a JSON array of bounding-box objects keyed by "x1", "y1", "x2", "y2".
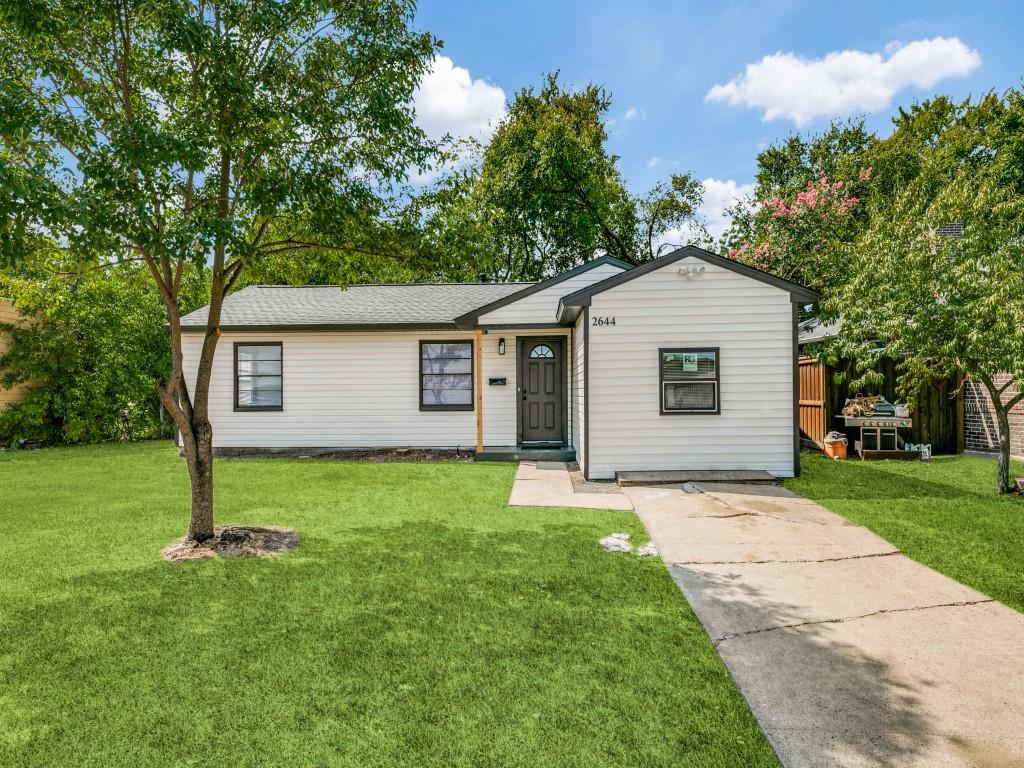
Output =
[{"x1": 625, "y1": 482, "x2": 1024, "y2": 768}]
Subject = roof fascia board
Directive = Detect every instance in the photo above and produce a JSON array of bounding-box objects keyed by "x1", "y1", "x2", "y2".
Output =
[
  {"x1": 555, "y1": 246, "x2": 818, "y2": 322},
  {"x1": 453, "y1": 255, "x2": 633, "y2": 329}
]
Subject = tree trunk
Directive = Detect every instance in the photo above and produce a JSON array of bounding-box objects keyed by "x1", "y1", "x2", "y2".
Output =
[
  {"x1": 994, "y1": 403, "x2": 1012, "y2": 495},
  {"x1": 183, "y1": 421, "x2": 215, "y2": 541},
  {"x1": 980, "y1": 375, "x2": 1020, "y2": 495}
]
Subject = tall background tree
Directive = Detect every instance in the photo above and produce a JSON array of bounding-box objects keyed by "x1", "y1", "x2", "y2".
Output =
[
  {"x1": 726, "y1": 92, "x2": 1024, "y2": 493},
  {"x1": 415, "y1": 74, "x2": 709, "y2": 281},
  {"x1": 0, "y1": 0, "x2": 437, "y2": 541},
  {"x1": 830, "y1": 92, "x2": 1024, "y2": 493}
]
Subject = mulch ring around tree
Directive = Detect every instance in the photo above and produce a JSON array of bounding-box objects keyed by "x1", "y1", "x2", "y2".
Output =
[{"x1": 162, "y1": 525, "x2": 300, "y2": 562}]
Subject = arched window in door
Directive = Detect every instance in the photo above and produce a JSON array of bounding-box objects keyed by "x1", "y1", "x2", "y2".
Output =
[{"x1": 529, "y1": 344, "x2": 554, "y2": 359}]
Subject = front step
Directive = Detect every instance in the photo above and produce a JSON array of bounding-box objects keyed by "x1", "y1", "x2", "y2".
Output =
[
  {"x1": 474, "y1": 446, "x2": 576, "y2": 463},
  {"x1": 615, "y1": 469, "x2": 778, "y2": 487}
]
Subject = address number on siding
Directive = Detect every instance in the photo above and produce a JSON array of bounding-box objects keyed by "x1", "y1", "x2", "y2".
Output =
[{"x1": 592, "y1": 316, "x2": 616, "y2": 326}]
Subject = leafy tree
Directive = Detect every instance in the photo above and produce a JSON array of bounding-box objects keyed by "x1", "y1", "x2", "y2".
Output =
[
  {"x1": 0, "y1": 254, "x2": 208, "y2": 444},
  {"x1": 829, "y1": 92, "x2": 1024, "y2": 493},
  {"x1": 0, "y1": 0, "x2": 436, "y2": 541},
  {"x1": 727, "y1": 172, "x2": 868, "y2": 298},
  {"x1": 471, "y1": 74, "x2": 637, "y2": 279},
  {"x1": 423, "y1": 74, "x2": 708, "y2": 281},
  {"x1": 722, "y1": 119, "x2": 878, "y2": 293}
]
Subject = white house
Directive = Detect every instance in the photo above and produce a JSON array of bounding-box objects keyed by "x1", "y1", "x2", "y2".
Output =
[{"x1": 180, "y1": 246, "x2": 816, "y2": 479}]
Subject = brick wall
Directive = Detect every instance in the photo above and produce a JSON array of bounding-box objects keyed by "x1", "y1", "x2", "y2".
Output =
[{"x1": 964, "y1": 374, "x2": 1024, "y2": 458}]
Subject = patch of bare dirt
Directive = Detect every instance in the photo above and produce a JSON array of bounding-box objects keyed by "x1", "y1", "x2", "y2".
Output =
[{"x1": 162, "y1": 525, "x2": 299, "y2": 562}]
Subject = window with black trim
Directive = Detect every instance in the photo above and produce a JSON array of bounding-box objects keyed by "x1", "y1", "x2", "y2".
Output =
[
  {"x1": 660, "y1": 348, "x2": 719, "y2": 414},
  {"x1": 420, "y1": 341, "x2": 473, "y2": 410},
  {"x1": 234, "y1": 343, "x2": 283, "y2": 411}
]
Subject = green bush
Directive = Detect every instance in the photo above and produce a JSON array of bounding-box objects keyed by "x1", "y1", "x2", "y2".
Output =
[{"x1": 0, "y1": 262, "x2": 205, "y2": 445}]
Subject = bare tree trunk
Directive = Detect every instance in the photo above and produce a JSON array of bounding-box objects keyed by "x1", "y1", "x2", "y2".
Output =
[
  {"x1": 183, "y1": 420, "x2": 215, "y2": 541},
  {"x1": 980, "y1": 374, "x2": 1022, "y2": 495},
  {"x1": 995, "y1": 404, "x2": 1011, "y2": 495}
]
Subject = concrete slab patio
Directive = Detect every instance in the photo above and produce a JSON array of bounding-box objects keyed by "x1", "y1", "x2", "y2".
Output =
[
  {"x1": 625, "y1": 482, "x2": 1024, "y2": 768},
  {"x1": 507, "y1": 461, "x2": 633, "y2": 510}
]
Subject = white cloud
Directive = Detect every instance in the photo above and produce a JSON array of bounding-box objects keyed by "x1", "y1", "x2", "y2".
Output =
[
  {"x1": 646, "y1": 156, "x2": 661, "y2": 169},
  {"x1": 623, "y1": 106, "x2": 640, "y2": 121},
  {"x1": 700, "y1": 178, "x2": 755, "y2": 239},
  {"x1": 706, "y1": 37, "x2": 981, "y2": 125},
  {"x1": 413, "y1": 56, "x2": 507, "y2": 141},
  {"x1": 652, "y1": 177, "x2": 754, "y2": 254}
]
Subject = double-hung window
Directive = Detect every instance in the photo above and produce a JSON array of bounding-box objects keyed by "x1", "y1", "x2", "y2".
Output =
[
  {"x1": 234, "y1": 343, "x2": 283, "y2": 411},
  {"x1": 659, "y1": 348, "x2": 719, "y2": 414},
  {"x1": 420, "y1": 341, "x2": 473, "y2": 410}
]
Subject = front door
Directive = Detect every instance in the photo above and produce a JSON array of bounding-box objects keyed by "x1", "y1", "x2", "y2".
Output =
[{"x1": 519, "y1": 337, "x2": 565, "y2": 445}]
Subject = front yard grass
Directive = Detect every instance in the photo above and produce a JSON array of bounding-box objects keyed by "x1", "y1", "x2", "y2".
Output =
[
  {"x1": 787, "y1": 453, "x2": 1024, "y2": 612},
  {"x1": 0, "y1": 442, "x2": 777, "y2": 768}
]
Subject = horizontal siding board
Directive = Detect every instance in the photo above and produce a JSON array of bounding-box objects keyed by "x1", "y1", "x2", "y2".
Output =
[
  {"x1": 586, "y1": 256, "x2": 796, "y2": 479},
  {"x1": 476, "y1": 263, "x2": 624, "y2": 325},
  {"x1": 183, "y1": 327, "x2": 572, "y2": 450}
]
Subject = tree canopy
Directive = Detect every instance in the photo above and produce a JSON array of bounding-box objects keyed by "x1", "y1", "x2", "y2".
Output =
[
  {"x1": 414, "y1": 74, "x2": 709, "y2": 281},
  {"x1": 732, "y1": 91, "x2": 1024, "y2": 493},
  {"x1": 0, "y1": 0, "x2": 438, "y2": 539}
]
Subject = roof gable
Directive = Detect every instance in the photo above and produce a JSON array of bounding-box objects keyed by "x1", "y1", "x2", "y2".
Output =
[
  {"x1": 556, "y1": 246, "x2": 817, "y2": 322},
  {"x1": 453, "y1": 255, "x2": 633, "y2": 328}
]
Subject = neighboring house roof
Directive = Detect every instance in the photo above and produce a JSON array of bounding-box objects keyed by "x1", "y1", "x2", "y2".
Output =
[
  {"x1": 556, "y1": 246, "x2": 818, "y2": 322},
  {"x1": 179, "y1": 282, "x2": 532, "y2": 331},
  {"x1": 452, "y1": 255, "x2": 634, "y2": 328},
  {"x1": 798, "y1": 317, "x2": 841, "y2": 346}
]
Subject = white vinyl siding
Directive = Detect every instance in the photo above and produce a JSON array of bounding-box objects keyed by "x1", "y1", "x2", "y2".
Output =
[
  {"x1": 478, "y1": 328, "x2": 571, "y2": 448},
  {"x1": 182, "y1": 328, "x2": 572, "y2": 450},
  {"x1": 475, "y1": 262, "x2": 626, "y2": 325},
  {"x1": 585, "y1": 255, "x2": 795, "y2": 479}
]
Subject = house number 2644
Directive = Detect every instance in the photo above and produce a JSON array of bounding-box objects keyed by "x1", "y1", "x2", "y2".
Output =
[{"x1": 592, "y1": 316, "x2": 616, "y2": 326}]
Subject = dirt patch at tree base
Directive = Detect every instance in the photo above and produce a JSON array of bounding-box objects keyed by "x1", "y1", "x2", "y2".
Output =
[{"x1": 162, "y1": 525, "x2": 299, "y2": 562}]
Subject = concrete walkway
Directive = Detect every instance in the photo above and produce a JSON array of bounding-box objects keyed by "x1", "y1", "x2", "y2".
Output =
[
  {"x1": 625, "y1": 482, "x2": 1024, "y2": 768},
  {"x1": 508, "y1": 461, "x2": 633, "y2": 510}
]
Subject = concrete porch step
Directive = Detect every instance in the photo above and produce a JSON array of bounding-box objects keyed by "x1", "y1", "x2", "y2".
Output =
[
  {"x1": 615, "y1": 469, "x2": 777, "y2": 487},
  {"x1": 475, "y1": 446, "x2": 577, "y2": 462}
]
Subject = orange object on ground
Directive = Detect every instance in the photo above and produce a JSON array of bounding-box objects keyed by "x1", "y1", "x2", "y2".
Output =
[{"x1": 823, "y1": 438, "x2": 848, "y2": 460}]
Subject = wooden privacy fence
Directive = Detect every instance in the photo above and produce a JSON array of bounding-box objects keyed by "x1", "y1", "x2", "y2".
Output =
[{"x1": 798, "y1": 356, "x2": 963, "y2": 454}]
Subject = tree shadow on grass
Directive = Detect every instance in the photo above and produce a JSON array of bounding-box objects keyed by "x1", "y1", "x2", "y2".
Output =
[
  {"x1": 0, "y1": 521, "x2": 778, "y2": 768},
  {"x1": 798, "y1": 460, "x2": 988, "y2": 502},
  {"x1": 669, "y1": 564, "x2": 1000, "y2": 768}
]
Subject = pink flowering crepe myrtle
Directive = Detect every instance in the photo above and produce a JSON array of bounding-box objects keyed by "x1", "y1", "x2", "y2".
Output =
[{"x1": 728, "y1": 169, "x2": 870, "y2": 285}]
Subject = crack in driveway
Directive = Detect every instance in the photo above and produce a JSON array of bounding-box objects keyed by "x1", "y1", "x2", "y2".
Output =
[
  {"x1": 713, "y1": 598, "x2": 996, "y2": 646},
  {"x1": 692, "y1": 488, "x2": 843, "y2": 527},
  {"x1": 672, "y1": 550, "x2": 902, "y2": 566}
]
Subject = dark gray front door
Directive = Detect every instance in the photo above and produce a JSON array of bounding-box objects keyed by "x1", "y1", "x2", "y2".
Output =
[{"x1": 519, "y1": 337, "x2": 565, "y2": 444}]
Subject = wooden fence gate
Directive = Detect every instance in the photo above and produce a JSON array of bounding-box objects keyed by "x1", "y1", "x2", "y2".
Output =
[{"x1": 798, "y1": 357, "x2": 828, "y2": 449}]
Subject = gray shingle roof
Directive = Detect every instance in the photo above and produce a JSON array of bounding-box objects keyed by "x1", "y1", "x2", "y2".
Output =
[
  {"x1": 798, "y1": 317, "x2": 841, "y2": 345},
  {"x1": 180, "y1": 282, "x2": 535, "y2": 330}
]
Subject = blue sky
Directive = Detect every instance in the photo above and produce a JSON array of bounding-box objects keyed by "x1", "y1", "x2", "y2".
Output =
[{"x1": 411, "y1": 0, "x2": 1023, "y2": 236}]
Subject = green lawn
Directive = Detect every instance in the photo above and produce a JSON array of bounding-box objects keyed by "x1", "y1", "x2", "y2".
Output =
[
  {"x1": 0, "y1": 442, "x2": 776, "y2": 768},
  {"x1": 787, "y1": 454, "x2": 1024, "y2": 612}
]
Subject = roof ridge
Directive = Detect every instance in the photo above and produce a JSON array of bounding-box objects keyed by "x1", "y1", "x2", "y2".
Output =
[{"x1": 248, "y1": 281, "x2": 536, "y2": 288}]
